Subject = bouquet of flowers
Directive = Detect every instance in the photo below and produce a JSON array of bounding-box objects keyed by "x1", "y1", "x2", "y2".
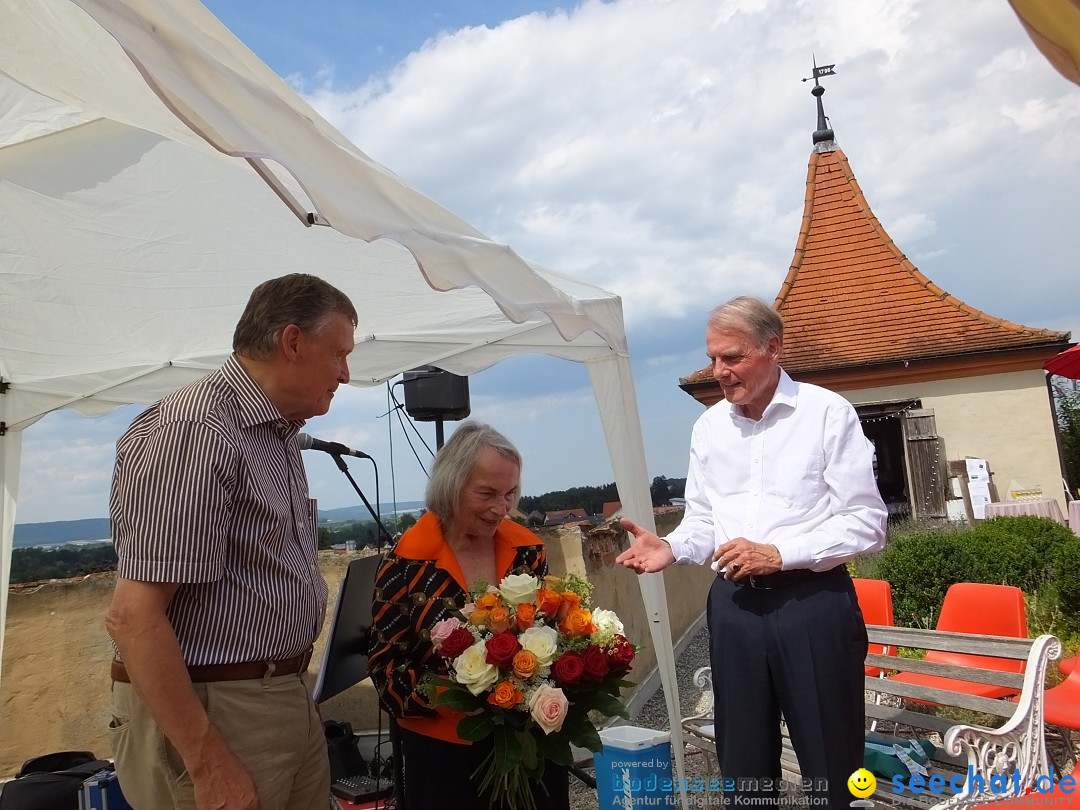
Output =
[{"x1": 420, "y1": 570, "x2": 637, "y2": 810}]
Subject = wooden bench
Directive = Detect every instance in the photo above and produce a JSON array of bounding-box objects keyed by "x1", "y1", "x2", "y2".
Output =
[{"x1": 681, "y1": 624, "x2": 1062, "y2": 809}]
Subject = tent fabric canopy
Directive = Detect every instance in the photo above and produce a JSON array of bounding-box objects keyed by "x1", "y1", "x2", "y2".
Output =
[
  {"x1": 1044, "y1": 344, "x2": 1080, "y2": 379},
  {"x1": 1008, "y1": 0, "x2": 1080, "y2": 86},
  {"x1": 0, "y1": 0, "x2": 686, "y2": 797}
]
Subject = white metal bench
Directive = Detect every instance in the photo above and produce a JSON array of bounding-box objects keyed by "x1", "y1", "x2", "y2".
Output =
[{"x1": 682, "y1": 624, "x2": 1061, "y2": 809}]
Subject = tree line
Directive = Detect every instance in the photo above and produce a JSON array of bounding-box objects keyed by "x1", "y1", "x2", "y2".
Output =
[
  {"x1": 1054, "y1": 385, "x2": 1080, "y2": 496},
  {"x1": 10, "y1": 543, "x2": 118, "y2": 585},
  {"x1": 516, "y1": 476, "x2": 686, "y2": 515},
  {"x1": 9, "y1": 477, "x2": 688, "y2": 584}
]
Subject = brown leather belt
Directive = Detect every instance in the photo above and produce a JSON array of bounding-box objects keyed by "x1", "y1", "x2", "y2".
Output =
[{"x1": 111, "y1": 647, "x2": 313, "y2": 684}]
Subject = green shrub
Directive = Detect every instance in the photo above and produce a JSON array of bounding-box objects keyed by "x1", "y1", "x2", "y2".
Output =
[
  {"x1": 873, "y1": 530, "x2": 975, "y2": 627},
  {"x1": 1053, "y1": 534, "x2": 1080, "y2": 634},
  {"x1": 859, "y1": 515, "x2": 1076, "y2": 633},
  {"x1": 969, "y1": 516, "x2": 1073, "y2": 589}
]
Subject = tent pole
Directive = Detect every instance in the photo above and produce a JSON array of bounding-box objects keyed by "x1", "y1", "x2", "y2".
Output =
[
  {"x1": 586, "y1": 356, "x2": 689, "y2": 810},
  {"x1": 0, "y1": 405, "x2": 24, "y2": 693}
]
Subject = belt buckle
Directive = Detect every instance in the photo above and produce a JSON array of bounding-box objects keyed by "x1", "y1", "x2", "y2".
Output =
[{"x1": 748, "y1": 575, "x2": 769, "y2": 590}]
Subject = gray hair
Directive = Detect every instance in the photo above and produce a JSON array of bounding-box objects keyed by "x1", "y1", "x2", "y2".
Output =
[
  {"x1": 233, "y1": 273, "x2": 358, "y2": 360},
  {"x1": 708, "y1": 296, "x2": 784, "y2": 350},
  {"x1": 426, "y1": 421, "x2": 522, "y2": 524}
]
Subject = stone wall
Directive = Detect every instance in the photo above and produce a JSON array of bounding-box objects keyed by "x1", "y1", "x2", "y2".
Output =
[{"x1": 0, "y1": 513, "x2": 710, "y2": 776}]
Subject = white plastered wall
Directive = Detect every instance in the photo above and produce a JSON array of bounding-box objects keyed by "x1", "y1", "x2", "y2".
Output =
[{"x1": 846, "y1": 369, "x2": 1066, "y2": 512}]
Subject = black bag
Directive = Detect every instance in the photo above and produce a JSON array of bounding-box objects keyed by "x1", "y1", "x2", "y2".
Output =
[
  {"x1": 325, "y1": 720, "x2": 367, "y2": 782},
  {"x1": 0, "y1": 751, "x2": 114, "y2": 810}
]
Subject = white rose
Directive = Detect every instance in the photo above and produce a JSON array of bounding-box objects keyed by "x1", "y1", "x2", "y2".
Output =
[
  {"x1": 519, "y1": 626, "x2": 559, "y2": 667},
  {"x1": 592, "y1": 608, "x2": 624, "y2": 637},
  {"x1": 499, "y1": 572, "x2": 539, "y2": 606},
  {"x1": 452, "y1": 641, "x2": 499, "y2": 695}
]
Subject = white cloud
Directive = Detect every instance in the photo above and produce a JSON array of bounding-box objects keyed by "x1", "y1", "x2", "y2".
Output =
[
  {"x1": 304, "y1": 0, "x2": 1079, "y2": 343},
  {"x1": 13, "y1": 0, "x2": 1080, "y2": 523}
]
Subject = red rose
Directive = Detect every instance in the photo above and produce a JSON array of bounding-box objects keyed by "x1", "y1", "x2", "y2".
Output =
[
  {"x1": 607, "y1": 634, "x2": 635, "y2": 674},
  {"x1": 440, "y1": 627, "x2": 475, "y2": 660},
  {"x1": 485, "y1": 631, "x2": 522, "y2": 668},
  {"x1": 581, "y1": 645, "x2": 610, "y2": 682},
  {"x1": 551, "y1": 651, "x2": 585, "y2": 687}
]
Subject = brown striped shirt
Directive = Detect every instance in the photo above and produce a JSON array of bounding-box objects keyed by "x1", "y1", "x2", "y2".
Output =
[{"x1": 110, "y1": 355, "x2": 328, "y2": 665}]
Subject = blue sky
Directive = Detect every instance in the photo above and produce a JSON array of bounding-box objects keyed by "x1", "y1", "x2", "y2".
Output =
[{"x1": 14, "y1": 0, "x2": 1080, "y2": 524}]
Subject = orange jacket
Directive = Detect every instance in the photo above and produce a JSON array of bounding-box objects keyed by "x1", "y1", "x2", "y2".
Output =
[{"x1": 368, "y1": 512, "x2": 546, "y2": 743}]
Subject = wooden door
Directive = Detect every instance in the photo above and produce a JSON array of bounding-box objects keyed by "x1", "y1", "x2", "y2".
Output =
[{"x1": 902, "y1": 409, "x2": 949, "y2": 519}]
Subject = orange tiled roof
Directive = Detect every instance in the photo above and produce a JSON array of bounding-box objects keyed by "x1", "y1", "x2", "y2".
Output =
[
  {"x1": 601, "y1": 501, "x2": 622, "y2": 519},
  {"x1": 773, "y1": 146, "x2": 1067, "y2": 373},
  {"x1": 680, "y1": 142, "x2": 1067, "y2": 387}
]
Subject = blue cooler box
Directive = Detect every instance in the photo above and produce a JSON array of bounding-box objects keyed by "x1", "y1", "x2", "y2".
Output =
[{"x1": 594, "y1": 726, "x2": 675, "y2": 808}]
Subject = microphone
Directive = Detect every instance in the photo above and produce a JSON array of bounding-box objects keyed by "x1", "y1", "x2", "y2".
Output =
[{"x1": 296, "y1": 433, "x2": 371, "y2": 460}]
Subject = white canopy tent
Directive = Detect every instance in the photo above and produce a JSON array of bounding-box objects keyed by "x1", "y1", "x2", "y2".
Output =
[{"x1": 0, "y1": 0, "x2": 687, "y2": 796}]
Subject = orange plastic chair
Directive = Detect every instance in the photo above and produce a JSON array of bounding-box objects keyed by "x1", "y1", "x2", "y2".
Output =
[
  {"x1": 1043, "y1": 657, "x2": 1080, "y2": 732},
  {"x1": 853, "y1": 578, "x2": 896, "y2": 676},
  {"x1": 1060, "y1": 655, "x2": 1076, "y2": 677},
  {"x1": 888, "y1": 583, "x2": 1027, "y2": 700}
]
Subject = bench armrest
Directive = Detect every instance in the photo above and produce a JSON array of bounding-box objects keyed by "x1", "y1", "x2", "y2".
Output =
[{"x1": 934, "y1": 634, "x2": 1061, "y2": 809}]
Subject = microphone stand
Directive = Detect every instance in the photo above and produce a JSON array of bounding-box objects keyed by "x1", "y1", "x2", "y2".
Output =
[
  {"x1": 324, "y1": 453, "x2": 392, "y2": 548},
  {"x1": 322, "y1": 451, "x2": 404, "y2": 809}
]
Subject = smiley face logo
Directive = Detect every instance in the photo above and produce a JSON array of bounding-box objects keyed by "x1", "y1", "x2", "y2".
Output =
[{"x1": 848, "y1": 768, "x2": 876, "y2": 798}]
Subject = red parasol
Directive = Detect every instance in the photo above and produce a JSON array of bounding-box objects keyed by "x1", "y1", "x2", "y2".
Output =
[{"x1": 1045, "y1": 344, "x2": 1080, "y2": 380}]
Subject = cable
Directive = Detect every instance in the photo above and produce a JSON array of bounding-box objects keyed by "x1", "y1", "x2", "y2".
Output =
[{"x1": 388, "y1": 382, "x2": 435, "y2": 458}]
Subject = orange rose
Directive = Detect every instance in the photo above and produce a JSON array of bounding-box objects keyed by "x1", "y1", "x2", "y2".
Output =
[
  {"x1": 468, "y1": 608, "x2": 491, "y2": 628},
  {"x1": 515, "y1": 602, "x2": 537, "y2": 630},
  {"x1": 476, "y1": 593, "x2": 500, "y2": 610},
  {"x1": 559, "y1": 607, "x2": 597, "y2": 637},
  {"x1": 512, "y1": 649, "x2": 539, "y2": 679},
  {"x1": 557, "y1": 591, "x2": 582, "y2": 621},
  {"x1": 536, "y1": 588, "x2": 563, "y2": 617},
  {"x1": 487, "y1": 680, "x2": 524, "y2": 709},
  {"x1": 489, "y1": 606, "x2": 511, "y2": 634}
]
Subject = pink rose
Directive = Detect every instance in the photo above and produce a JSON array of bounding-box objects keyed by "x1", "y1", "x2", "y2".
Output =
[
  {"x1": 529, "y1": 683, "x2": 569, "y2": 735},
  {"x1": 430, "y1": 618, "x2": 462, "y2": 653}
]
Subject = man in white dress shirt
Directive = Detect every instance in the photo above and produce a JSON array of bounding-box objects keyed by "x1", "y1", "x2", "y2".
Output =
[{"x1": 617, "y1": 296, "x2": 886, "y2": 810}]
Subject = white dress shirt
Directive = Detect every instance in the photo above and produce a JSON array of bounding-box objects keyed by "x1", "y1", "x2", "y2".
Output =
[{"x1": 665, "y1": 370, "x2": 887, "y2": 572}]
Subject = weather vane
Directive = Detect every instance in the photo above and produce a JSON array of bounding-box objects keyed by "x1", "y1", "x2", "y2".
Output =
[
  {"x1": 801, "y1": 54, "x2": 836, "y2": 85},
  {"x1": 802, "y1": 55, "x2": 836, "y2": 145}
]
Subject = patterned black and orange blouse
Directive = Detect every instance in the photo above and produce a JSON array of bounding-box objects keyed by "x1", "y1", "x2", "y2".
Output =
[{"x1": 368, "y1": 511, "x2": 547, "y2": 743}]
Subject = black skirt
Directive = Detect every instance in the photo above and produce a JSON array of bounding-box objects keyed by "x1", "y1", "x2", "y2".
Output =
[{"x1": 398, "y1": 727, "x2": 570, "y2": 810}]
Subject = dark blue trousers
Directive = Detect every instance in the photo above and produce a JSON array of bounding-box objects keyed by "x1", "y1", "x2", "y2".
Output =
[{"x1": 707, "y1": 568, "x2": 867, "y2": 810}]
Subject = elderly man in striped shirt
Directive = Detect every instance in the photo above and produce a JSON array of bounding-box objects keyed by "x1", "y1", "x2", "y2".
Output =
[{"x1": 105, "y1": 274, "x2": 357, "y2": 810}]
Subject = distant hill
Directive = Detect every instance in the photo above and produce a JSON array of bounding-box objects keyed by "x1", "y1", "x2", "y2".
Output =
[
  {"x1": 12, "y1": 502, "x2": 427, "y2": 549},
  {"x1": 318, "y1": 501, "x2": 425, "y2": 524},
  {"x1": 13, "y1": 518, "x2": 112, "y2": 548}
]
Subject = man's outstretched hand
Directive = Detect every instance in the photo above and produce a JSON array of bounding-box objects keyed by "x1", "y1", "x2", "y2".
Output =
[{"x1": 615, "y1": 517, "x2": 676, "y2": 574}]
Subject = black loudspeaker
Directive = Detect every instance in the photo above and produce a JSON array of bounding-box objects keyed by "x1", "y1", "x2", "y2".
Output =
[{"x1": 401, "y1": 368, "x2": 470, "y2": 422}]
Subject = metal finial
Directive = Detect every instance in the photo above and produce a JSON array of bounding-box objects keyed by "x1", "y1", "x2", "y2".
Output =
[{"x1": 801, "y1": 55, "x2": 836, "y2": 145}]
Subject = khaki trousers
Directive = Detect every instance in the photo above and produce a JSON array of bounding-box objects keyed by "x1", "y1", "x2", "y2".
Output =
[{"x1": 109, "y1": 673, "x2": 330, "y2": 810}]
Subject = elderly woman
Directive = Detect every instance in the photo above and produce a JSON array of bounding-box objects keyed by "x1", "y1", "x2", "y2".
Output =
[{"x1": 369, "y1": 421, "x2": 569, "y2": 810}]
